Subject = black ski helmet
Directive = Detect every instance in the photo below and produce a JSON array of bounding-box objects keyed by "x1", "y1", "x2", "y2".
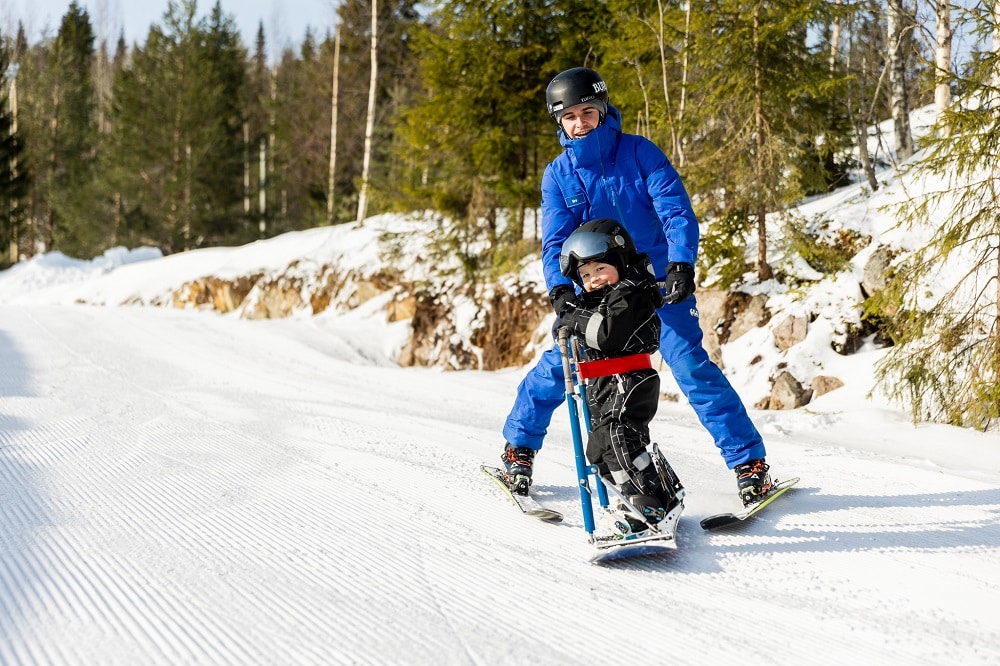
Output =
[
  {"x1": 545, "y1": 67, "x2": 609, "y2": 126},
  {"x1": 559, "y1": 219, "x2": 637, "y2": 286}
]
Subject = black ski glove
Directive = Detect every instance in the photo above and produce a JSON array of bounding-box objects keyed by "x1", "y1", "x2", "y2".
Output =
[
  {"x1": 549, "y1": 284, "x2": 578, "y2": 316},
  {"x1": 662, "y1": 262, "x2": 695, "y2": 304}
]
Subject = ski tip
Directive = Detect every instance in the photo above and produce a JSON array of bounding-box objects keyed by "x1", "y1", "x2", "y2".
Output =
[
  {"x1": 699, "y1": 514, "x2": 738, "y2": 530},
  {"x1": 528, "y1": 509, "x2": 564, "y2": 523},
  {"x1": 589, "y1": 539, "x2": 677, "y2": 564}
]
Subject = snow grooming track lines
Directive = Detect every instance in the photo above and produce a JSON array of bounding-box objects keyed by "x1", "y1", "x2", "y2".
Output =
[{"x1": 3, "y1": 303, "x2": 1000, "y2": 664}]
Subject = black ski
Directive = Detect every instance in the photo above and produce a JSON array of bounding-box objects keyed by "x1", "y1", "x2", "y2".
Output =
[{"x1": 700, "y1": 476, "x2": 799, "y2": 531}]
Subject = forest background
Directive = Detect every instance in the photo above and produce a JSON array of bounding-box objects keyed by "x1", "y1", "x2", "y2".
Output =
[{"x1": 2, "y1": 0, "x2": 1000, "y2": 429}]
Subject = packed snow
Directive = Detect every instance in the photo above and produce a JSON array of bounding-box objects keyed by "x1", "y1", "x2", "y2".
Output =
[{"x1": 2, "y1": 124, "x2": 1000, "y2": 661}]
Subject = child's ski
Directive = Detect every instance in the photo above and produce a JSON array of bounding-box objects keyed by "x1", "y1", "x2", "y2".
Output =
[
  {"x1": 589, "y1": 502, "x2": 683, "y2": 563},
  {"x1": 700, "y1": 477, "x2": 800, "y2": 531},
  {"x1": 481, "y1": 465, "x2": 564, "y2": 523}
]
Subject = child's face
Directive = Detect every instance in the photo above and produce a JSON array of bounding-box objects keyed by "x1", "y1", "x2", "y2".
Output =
[{"x1": 578, "y1": 260, "x2": 619, "y2": 292}]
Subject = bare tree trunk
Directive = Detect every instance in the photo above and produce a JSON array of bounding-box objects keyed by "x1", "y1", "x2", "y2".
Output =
[
  {"x1": 264, "y1": 64, "x2": 276, "y2": 234},
  {"x1": 993, "y1": 3, "x2": 1000, "y2": 91},
  {"x1": 753, "y1": 8, "x2": 773, "y2": 281},
  {"x1": 887, "y1": 0, "x2": 914, "y2": 162},
  {"x1": 628, "y1": 60, "x2": 650, "y2": 136},
  {"x1": 243, "y1": 121, "x2": 250, "y2": 215},
  {"x1": 94, "y1": 41, "x2": 112, "y2": 134},
  {"x1": 935, "y1": 0, "x2": 952, "y2": 128},
  {"x1": 46, "y1": 82, "x2": 59, "y2": 251},
  {"x1": 848, "y1": 10, "x2": 880, "y2": 192},
  {"x1": 327, "y1": 25, "x2": 341, "y2": 226},
  {"x1": 829, "y1": 0, "x2": 842, "y2": 74},
  {"x1": 258, "y1": 138, "x2": 266, "y2": 231},
  {"x1": 7, "y1": 65, "x2": 20, "y2": 262},
  {"x1": 677, "y1": 0, "x2": 691, "y2": 120},
  {"x1": 356, "y1": 0, "x2": 378, "y2": 226},
  {"x1": 113, "y1": 191, "x2": 121, "y2": 247},
  {"x1": 93, "y1": 0, "x2": 112, "y2": 135},
  {"x1": 653, "y1": 0, "x2": 679, "y2": 161},
  {"x1": 855, "y1": 114, "x2": 879, "y2": 191},
  {"x1": 183, "y1": 143, "x2": 191, "y2": 249}
]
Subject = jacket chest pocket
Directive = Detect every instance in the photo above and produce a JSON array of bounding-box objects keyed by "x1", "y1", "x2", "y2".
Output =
[{"x1": 564, "y1": 190, "x2": 587, "y2": 209}]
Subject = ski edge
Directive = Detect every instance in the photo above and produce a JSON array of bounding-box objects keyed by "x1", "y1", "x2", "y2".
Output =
[
  {"x1": 699, "y1": 476, "x2": 800, "y2": 531},
  {"x1": 589, "y1": 538, "x2": 677, "y2": 563},
  {"x1": 481, "y1": 465, "x2": 564, "y2": 523},
  {"x1": 588, "y1": 502, "x2": 683, "y2": 563}
]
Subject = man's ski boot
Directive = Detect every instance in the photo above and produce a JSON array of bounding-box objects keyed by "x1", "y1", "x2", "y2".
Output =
[
  {"x1": 501, "y1": 444, "x2": 535, "y2": 496},
  {"x1": 735, "y1": 458, "x2": 772, "y2": 506}
]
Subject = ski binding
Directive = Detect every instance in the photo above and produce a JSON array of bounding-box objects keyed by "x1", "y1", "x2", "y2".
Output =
[{"x1": 588, "y1": 501, "x2": 683, "y2": 563}]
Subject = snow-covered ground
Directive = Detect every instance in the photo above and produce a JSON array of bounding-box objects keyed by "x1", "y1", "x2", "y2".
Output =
[
  {"x1": 1, "y1": 101, "x2": 999, "y2": 662},
  {"x1": 2, "y1": 249, "x2": 1000, "y2": 663}
]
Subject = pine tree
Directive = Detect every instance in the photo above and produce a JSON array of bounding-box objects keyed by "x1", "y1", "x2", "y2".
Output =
[
  {"x1": 22, "y1": 2, "x2": 102, "y2": 257},
  {"x1": 871, "y1": 7, "x2": 1000, "y2": 429},
  {"x1": 267, "y1": 33, "x2": 332, "y2": 232},
  {"x1": 683, "y1": 0, "x2": 844, "y2": 283},
  {"x1": 398, "y1": 0, "x2": 608, "y2": 274},
  {"x1": 105, "y1": 0, "x2": 246, "y2": 252},
  {"x1": 195, "y1": 1, "x2": 248, "y2": 245}
]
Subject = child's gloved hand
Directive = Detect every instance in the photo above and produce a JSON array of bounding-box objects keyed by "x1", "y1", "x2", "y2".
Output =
[
  {"x1": 549, "y1": 284, "x2": 578, "y2": 316},
  {"x1": 662, "y1": 262, "x2": 695, "y2": 304}
]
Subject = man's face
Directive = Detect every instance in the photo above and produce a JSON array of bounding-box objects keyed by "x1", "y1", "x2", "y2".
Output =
[{"x1": 559, "y1": 104, "x2": 602, "y2": 139}]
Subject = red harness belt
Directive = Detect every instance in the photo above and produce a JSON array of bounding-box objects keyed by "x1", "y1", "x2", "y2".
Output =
[{"x1": 577, "y1": 353, "x2": 653, "y2": 380}]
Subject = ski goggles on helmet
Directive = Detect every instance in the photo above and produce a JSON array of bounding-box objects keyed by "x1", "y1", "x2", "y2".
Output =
[{"x1": 559, "y1": 231, "x2": 622, "y2": 277}]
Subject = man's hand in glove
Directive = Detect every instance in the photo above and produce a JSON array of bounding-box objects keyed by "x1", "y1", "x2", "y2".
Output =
[{"x1": 662, "y1": 262, "x2": 695, "y2": 304}]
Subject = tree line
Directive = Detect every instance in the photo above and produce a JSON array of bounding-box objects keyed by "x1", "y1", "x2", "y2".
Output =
[
  {"x1": 0, "y1": 0, "x2": 976, "y2": 266},
  {"x1": 1, "y1": 1, "x2": 999, "y2": 425},
  {"x1": 0, "y1": 0, "x2": 422, "y2": 261}
]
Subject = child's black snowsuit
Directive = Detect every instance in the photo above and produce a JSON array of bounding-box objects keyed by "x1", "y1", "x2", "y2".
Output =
[{"x1": 558, "y1": 262, "x2": 664, "y2": 494}]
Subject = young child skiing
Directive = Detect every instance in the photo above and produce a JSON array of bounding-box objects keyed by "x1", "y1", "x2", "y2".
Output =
[{"x1": 553, "y1": 218, "x2": 684, "y2": 528}]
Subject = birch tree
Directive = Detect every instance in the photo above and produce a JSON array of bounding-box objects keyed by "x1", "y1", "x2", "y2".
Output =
[
  {"x1": 934, "y1": 0, "x2": 952, "y2": 122},
  {"x1": 356, "y1": 0, "x2": 377, "y2": 225},
  {"x1": 603, "y1": 0, "x2": 689, "y2": 163},
  {"x1": 327, "y1": 25, "x2": 340, "y2": 225}
]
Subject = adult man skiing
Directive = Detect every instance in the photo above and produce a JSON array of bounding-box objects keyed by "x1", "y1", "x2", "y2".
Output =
[{"x1": 500, "y1": 67, "x2": 772, "y2": 506}]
